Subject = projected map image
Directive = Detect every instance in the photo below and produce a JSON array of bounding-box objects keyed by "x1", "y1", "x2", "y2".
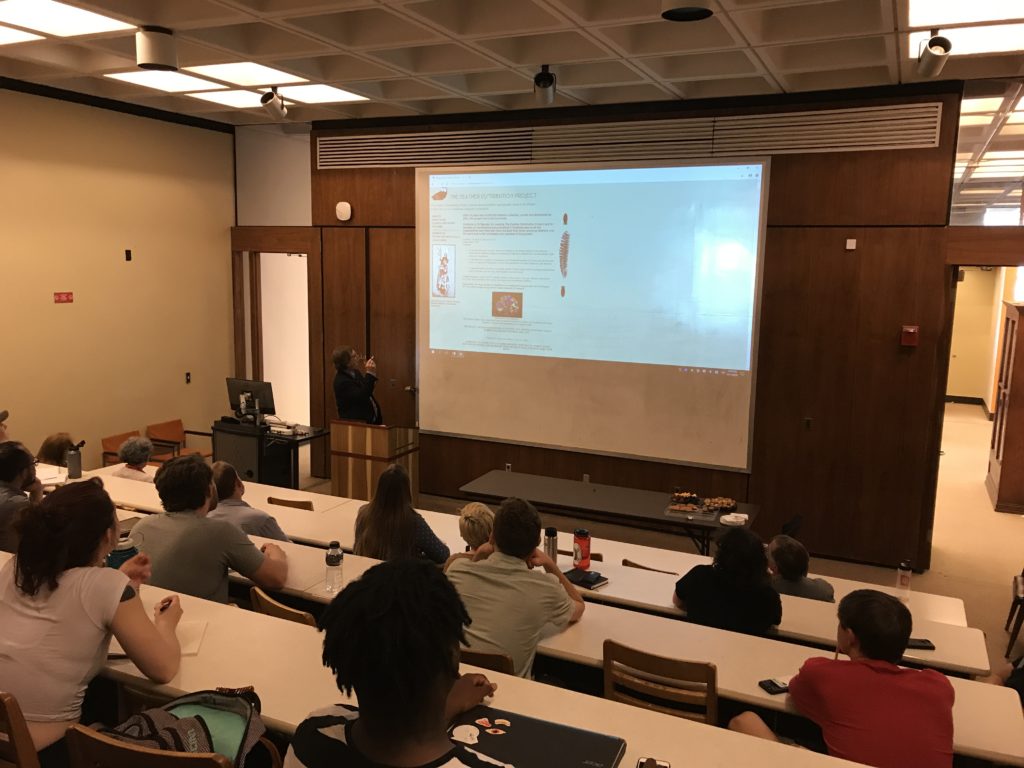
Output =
[{"x1": 427, "y1": 165, "x2": 763, "y2": 371}]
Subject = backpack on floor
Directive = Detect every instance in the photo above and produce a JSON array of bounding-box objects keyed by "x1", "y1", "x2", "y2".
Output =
[{"x1": 95, "y1": 687, "x2": 266, "y2": 768}]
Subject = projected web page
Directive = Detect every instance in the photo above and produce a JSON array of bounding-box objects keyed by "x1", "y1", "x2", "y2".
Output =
[
  {"x1": 426, "y1": 164, "x2": 762, "y2": 372},
  {"x1": 416, "y1": 161, "x2": 768, "y2": 470}
]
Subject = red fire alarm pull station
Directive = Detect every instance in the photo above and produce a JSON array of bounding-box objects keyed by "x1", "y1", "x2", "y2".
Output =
[
  {"x1": 901, "y1": 325, "x2": 920, "y2": 347},
  {"x1": 53, "y1": 292, "x2": 74, "y2": 304}
]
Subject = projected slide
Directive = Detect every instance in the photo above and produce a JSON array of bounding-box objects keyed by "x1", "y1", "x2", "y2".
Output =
[
  {"x1": 416, "y1": 161, "x2": 768, "y2": 470},
  {"x1": 427, "y1": 165, "x2": 762, "y2": 371}
]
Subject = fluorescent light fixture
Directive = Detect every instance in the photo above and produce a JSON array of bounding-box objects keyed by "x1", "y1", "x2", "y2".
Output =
[
  {"x1": 1010, "y1": 189, "x2": 1023, "y2": 196},
  {"x1": 0, "y1": 0, "x2": 133, "y2": 36},
  {"x1": 0, "y1": 24, "x2": 42, "y2": 44},
  {"x1": 985, "y1": 207, "x2": 1021, "y2": 225},
  {"x1": 106, "y1": 70, "x2": 224, "y2": 93},
  {"x1": 959, "y1": 115, "x2": 993, "y2": 126},
  {"x1": 187, "y1": 90, "x2": 263, "y2": 108},
  {"x1": 961, "y1": 97, "x2": 1005, "y2": 113},
  {"x1": 910, "y1": 0, "x2": 1024, "y2": 28},
  {"x1": 972, "y1": 170, "x2": 1024, "y2": 178},
  {"x1": 1000, "y1": 124, "x2": 1024, "y2": 135},
  {"x1": 185, "y1": 63, "x2": 307, "y2": 87},
  {"x1": 984, "y1": 151, "x2": 1024, "y2": 159},
  {"x1": 1008, "y1": 112, "x2": 1024, "y2": 123},
  {"x1": 910, "y1": 24, "x2": 1024, "y2": 57},
  {"x1": 959, "y1": 188, "x2": 1010, "y2": 194},
  {"x1": 273, "y1": 84, "x2": 367, "y2": 104}
]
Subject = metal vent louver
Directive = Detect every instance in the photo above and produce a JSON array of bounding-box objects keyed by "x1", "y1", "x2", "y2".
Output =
[{"x1": 317, "y1": 102, "x2": 942, "y2": 169}]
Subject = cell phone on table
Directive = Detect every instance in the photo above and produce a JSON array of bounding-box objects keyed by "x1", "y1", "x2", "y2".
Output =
[
  {"x1": 636, "y1": 759, "x2": 670, "y2": 768},
  {"x1": 758, "y1": 678, "x2": 790, "y2": 695},
  {"x1": 906, "y1": 638, "x2": 936, "y2": 651}
]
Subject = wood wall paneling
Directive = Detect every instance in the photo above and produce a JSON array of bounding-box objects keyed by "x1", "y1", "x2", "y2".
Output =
[
  {"x1": 231, "y1": 226, "x2": 320, "y2": 254},
  {"x1": 321, "y1": 227, "x2": 368, "y2": 447},
  {"x1": 307, "y1": 233, "x2": 327, "y2": 477},
  {"x1": 313, "y1": 167, "x2": 415, "y2": 227},
  {"x1": 368, "y1": 228, "x2": 417, "y2": 427},
  {"x1": 231, "y1": 251, "x2": 246, "y2": 377},
  {"x1": 945, "y1": 226, "x2": 1024, "y2": 266}
]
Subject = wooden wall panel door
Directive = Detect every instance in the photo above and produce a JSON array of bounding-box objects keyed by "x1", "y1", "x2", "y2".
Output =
[
  {"x1": 313, "y1": 168, "x2": 415, "y2": 227},
  {"x1": 318, "y1": 228, "x2": 368, "y2": 476},
  {"x1": 750, "y1": 227, "x2": 953, "y2": 568},
  {"x1": 368, "y1": 228, "x2": 417, "y2": 427}
]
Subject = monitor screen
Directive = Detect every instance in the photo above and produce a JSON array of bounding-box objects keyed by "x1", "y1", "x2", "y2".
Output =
[{"x1": 226, "y1": 378, "x2": 276, "y2": 416}]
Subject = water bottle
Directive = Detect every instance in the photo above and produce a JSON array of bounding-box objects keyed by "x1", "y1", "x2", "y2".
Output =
[
  {"x1": 543, "y1": 527, "x2": 558, "y2": 563},
  {"x1": 325, "y1": 541, "x2": 344, "y2": 594},
  {"x1": 573, "y1": 528, "x2": 591, "y2": 571},
  {"x1": 896, "y1": 559, "x2": 912, "y2": 602},
  {"x1": 107, "y1": 534, "x2": 138, "y2": 570},
  {"x1": 67, "y1": 443, "x2": 83, "y2": 479}
]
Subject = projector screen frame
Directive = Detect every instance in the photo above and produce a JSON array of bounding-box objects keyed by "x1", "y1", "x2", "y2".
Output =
[{"x1": 414, "y1": 157, "x2": 771, "y2": 473}]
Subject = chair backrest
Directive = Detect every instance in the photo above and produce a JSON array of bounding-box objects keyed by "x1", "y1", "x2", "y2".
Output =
[
  {"x1": 249, "y1": 587, "x2": 318, "y2": 627},
  {"x1": 0, "y1": 691, "x2": 40, "y2": 768},
  {"x1": 460, "y1": 647, "x2": 515, "y2": 675},
  {"x1": 266, "y1": 497, "x2": 314, "y2": 511},
  {"x1": 66, "y1": 724, "x2": 232, "y2": 768},
  {"x1": 146, "y1": 420, "x2": 186, "y2": 445},
  {"x1": 557, "y1": 549, "x2": 603, "y2": 562},
  {"x1": 622, "y1": 558, "x2": 679, "y2": 576},
  {"x1": 780, "y1": 514, "x2": 804, "y2": 539},
  {"x1": 102, "y1": 430, "x2": 140, "y2": 456},
  {"x1": 602, "y1": 640, "x2": 717, "y2": 724}
]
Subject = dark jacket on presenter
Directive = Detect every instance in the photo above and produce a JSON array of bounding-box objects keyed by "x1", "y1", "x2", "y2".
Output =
[{"x1": 334, "y1": 368, "x2": 382, "y2": 424}]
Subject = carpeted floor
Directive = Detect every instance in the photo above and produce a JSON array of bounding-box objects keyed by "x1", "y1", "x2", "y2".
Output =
[{"x1": 308, "y1": 402, "x2": 1018, "y2": 671}]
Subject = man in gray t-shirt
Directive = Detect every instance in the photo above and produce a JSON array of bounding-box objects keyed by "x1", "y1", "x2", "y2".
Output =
[
  {"x1": 0, "y1": 442, "x2": 43, "y2": 552},
  {"x1": 134, "y1": 456, "x2": 288, "y2": 603},
  {"x1": 209, "y1": 461, "x2": 289, "y2": 542},
  {"x1": 768, "y1": 534, "x2": 834, "y2": 603}
]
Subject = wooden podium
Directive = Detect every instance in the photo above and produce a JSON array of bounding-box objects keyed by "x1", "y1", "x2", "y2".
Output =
[{"x1": 330, "y1": 420, "x2": 419, "y2": 503}]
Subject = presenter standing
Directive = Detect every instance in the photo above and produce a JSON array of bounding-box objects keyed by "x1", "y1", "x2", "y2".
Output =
[{"x1": 332, "y1": 346, "x2": 383, "y2": 425}]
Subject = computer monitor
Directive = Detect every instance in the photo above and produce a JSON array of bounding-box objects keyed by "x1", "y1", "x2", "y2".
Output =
[{"x1": 226, "y1": 378, "x2": 276, "y2": 416}]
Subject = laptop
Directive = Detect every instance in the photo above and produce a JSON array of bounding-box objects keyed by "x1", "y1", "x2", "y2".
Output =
[{"x1": 449, "y1": 706, "x2": 626, "y2": 768}]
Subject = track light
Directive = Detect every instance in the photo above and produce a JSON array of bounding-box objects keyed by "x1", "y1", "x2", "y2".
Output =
[
  {"x1": 533, "y1": 64, "x2": 555, "y2": 106},
  {"x1": 917, "y1": 34, "x2": 952, "y2": 78},
  {"x1": 260, "y1": 88, "x2": 288, "y2": 120},
  {"x1": 135, "y1": 26, "x2": 177, "y2": 71}
]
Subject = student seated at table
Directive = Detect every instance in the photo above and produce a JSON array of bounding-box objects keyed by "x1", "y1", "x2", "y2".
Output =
[
  {"x1": 285, "y1": 559, "x2": 497, "y2": 768},
  {"x1": 111, "y1": 436, "x2": 155, "y2": 482},
  {"x1": 444, "y1": 502, "x2": 495, "y2": 569},
  {"x1": 354, "y1": 464, "x2": 449, "y2": 564},
  {"x1": 673, "y1": 526, "x2": 782, "y2": 635},
  {"x1": 444, "y1": 497, "x2": 585, "y2": 677},
  {"x1": 729, "y1": 589, "x2": 954, "y2": 768},
  {"x1": 36, "y1": 433, "x2": 74, "y2": 467},
  {"x1": 0, "y1": 479, "x2": 182, "y2": 767},
  {"x1": 0, "y1": 441, "x2": 43, "y2": 552},
  {"x1": 0, "y1": 408, "x2": 8, "y2": 442},
  {"x1": 210, "y1": 461, "x2": 289, "y2": 542},
  {"x1": 767, "y1": 534, "x2": 834, "y2": 602},
  {"x1": 133, "y1": 456, "x2": 288, "y2": 603}
]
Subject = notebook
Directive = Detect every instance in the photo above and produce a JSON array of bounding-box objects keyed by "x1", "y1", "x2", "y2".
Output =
[
  {"x1": 449, "y1": 706, "x2": 625, "y2": 768},
  {"x1": 563, "y1": 568, "x2": 609, "y2": 590},
  {"x1": 109, "y1": 621, "x2": 208, "y2": 658}
]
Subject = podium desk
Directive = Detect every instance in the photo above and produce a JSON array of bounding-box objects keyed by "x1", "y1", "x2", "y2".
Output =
[
  {"x1": 330, "y1": 420, "x2": 419, "y2": 502},
  {"x1": 212, "y1": 420, "x2": 328, "y2": 489}
]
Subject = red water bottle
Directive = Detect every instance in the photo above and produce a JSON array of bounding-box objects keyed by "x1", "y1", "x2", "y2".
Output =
[{"x1": 573, "y1": 528, "x2": 591, "y2": 570}]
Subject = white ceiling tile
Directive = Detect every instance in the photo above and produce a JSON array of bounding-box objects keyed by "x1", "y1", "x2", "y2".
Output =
[
  {"x1": 369, "y1": 42, "x2": 502, "y2": 73},
  {"x1": 224, "y1": 0, "x2": 374, "y2": 15},
  {"x1": 86, "y1": 35, "x2": 238, "y2": 67},
  {"x1": 781, "y1": 64, "x2": 895, "y2": 91},
  {"x1": 272, "y1": 53, "x2": 402, "y2": 81},
  {"x1": 549, "y1": 0, "x2": 663, "y2": 24},
  {"x1": 730, "y1": 0, "x2": 890, "y2": 45},
  {"x1": 430, "y1": 69, "x2": 532, "y2": 94},
  {"x1": 395, "y1": 96, "x2": 497, "y2": 114},
  {"x1": 183, "y1": 21, "x2": 335, "y2": 57},
  {"x1": 341, "y1": 77, "x2": 452, "y2": 99},
  {"x1": 640, "y1": 50, "x2": 758, "y2": 80},
  {"x1": 475, "y1": 31, "x2": 612, "y2": 64},
  {"x1": 406, "y1": 0, "x2": 566, "y2": 37},
  {"x1": 286, "y1": 8, "x2": 442, "y2": 49},
  {"x1": 4, "y1": 41, "x2": 132, "y2": 73},
  {"x1": 562, "y1": 82, "x2": 673, "y2": 104},
  {"x1": 541, "y1": 60, "x2": 648, "y2": 87},
  {"x1": 758, "y1": 35, "x2": 889, "y2": 73},
  {"x1": 682, "y1": 75, "x2": 778, "y2": 98},
  {"x1": 482, "y1": 90, "x2": 584, "y2": 109},
  {"x1": 71, "y1": 0, "x2": 252, "y2": 28},
  {"x1": 598, "y1": 16, "x2": 739, "y2": 56}
]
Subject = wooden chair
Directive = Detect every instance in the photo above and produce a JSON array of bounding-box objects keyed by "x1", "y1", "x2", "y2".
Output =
[
  {"x1": 0, "y1": 691, "x2": 40, "y2": 768},
  {"x1": 1006, "y1": 569, "x2": 1024, "y2": 657},
  {"x1": 101, "y1": 431, "x2": 173, "y2": 467},
  {"x1": 602, "y1": 640, "x2": 717, "y2": 725},
  {"x1": 250, "y1": 587, "x2": 318, "y2": 627},
  {"x1": 622, "y1": 558, "x2": 679, "y2": 576},
  {"x1": 266, "y1": 497, "x2": 314, "y2": 511},
  {"x1": 460, "y1": 647, "x2": 515, "y2": 675},
  {"x1": 146, "y1": 420, "x2": 212, "y2": 461},
  {"x1": 558, "y1": 549, "x2": 603, "y2": 562},
  {"x1": 66, "y1": 723, "x2": 232, "y2": 768}
]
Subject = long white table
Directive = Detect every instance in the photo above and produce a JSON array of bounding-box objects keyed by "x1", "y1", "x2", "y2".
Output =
[{"x1": 89, "y1": 465, "x2": 968, "y2": 629}]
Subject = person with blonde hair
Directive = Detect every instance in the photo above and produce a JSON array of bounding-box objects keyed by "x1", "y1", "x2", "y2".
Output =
[{"x1": 458, "y1": 502, "x2": 494, "y2": 552}]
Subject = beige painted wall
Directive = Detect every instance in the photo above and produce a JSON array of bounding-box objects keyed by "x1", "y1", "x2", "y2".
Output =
[
  {"x1": 948, "y1": 267, "x2": 1000, "y2": 408},
  {"x1": 0, "y1": 90, "x2": 235, "y2": 469}
]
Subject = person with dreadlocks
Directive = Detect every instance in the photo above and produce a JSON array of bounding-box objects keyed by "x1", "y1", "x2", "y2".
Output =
[{"x1": 284, "y1": 559, "x2": 498, "y2": 768}]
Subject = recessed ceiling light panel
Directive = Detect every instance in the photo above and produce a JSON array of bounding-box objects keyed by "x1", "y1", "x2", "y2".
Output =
[
  {"x1": 909, "y1": 0, "x2": 1024, "y2": 28},
  {"x1": 274, "y1": 84, "x2": 367, "y2": 104},
  {"x1": 106, "y1": 70, "x2": 223, "y2": 93},
  {"x1": 909, "y1": 24, "x2": 1024, "y2": 57},
  {"x1": 0, "y1": 24, "x2": 43, "y2": 45},
  {"x1": 185, "y1": 63, "x2": 307, "y2": 87},
  {"x1": 961, "y1": 97, "x2": 1005, "y2": 113},
  {"x1": 187, "y1": 90, "x2": 263, "y2": 108},
  {"x1": 0, "y1": 0, "x2": 133, "y2": 37}
]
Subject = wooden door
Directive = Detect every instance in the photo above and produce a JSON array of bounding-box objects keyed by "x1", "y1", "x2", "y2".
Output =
[
  {"x1": 987, "y1": 303, "x2": 1023, "y2": 511},
  {"x1": 368, "y1": 228, "x2": 417, "y2": 427}
]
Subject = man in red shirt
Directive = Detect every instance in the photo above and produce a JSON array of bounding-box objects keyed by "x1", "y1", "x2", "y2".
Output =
[{"x1": 729, "y1": 589, "x2": 955, "y2": 768}]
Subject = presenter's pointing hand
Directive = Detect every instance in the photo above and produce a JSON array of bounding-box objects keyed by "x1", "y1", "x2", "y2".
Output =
[{"x1": 365, "y1": 357, "x2": 377, "y2": 376}]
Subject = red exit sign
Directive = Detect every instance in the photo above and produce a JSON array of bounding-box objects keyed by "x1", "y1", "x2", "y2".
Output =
[{"x1": 53, "y1": 292, "x2": 74, "y2": 304}]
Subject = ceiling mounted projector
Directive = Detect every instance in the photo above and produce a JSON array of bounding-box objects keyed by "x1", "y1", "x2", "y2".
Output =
[
  {"x1": 261, "y1": 88, "x2": 288, "y2": 120},
  {"x1": 917, "y1": 34, "x2": 951, "y2": 78},
  {"x1": 136, "y1": 26, "x2": 177, "y2": 71},
  {"x1": 660, "y1": 2, "x2": 714, "y2": 22},
  {"x1": 534, "y1": 64, "x2": 555, "y2": 106}
]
